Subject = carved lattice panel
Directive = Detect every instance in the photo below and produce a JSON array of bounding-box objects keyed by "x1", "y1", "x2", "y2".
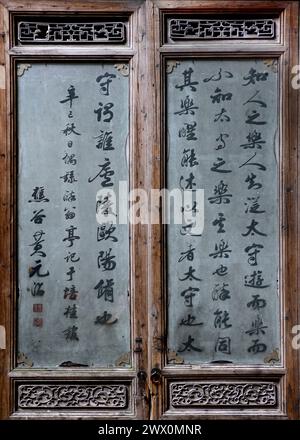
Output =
[
  {"x1": 167, "y1": 18, "x2": 276, "y2": 42},
  {"x1": 17, "y1": 21, "x2": 127, "y2": 44},
  {"x1": 170, "y1": 382, "x2": 277, "y2": 408}
]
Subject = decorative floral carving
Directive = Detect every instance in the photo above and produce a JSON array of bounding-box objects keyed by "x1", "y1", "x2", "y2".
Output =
[
  {"x1": 115, "y1": 352, "x2": 131, "y2": 367},
  {"x1": 18, "y1": 384, "x2": 127, "y2": 408},
  {"x1": 264, "y1": 348, "x2": 280, "y2": 364},
  {"x1": 114, "y1": 63, "x2": 129, "y2": 77},
  {"x1": 166, "y1": 61, "x2": 181, "y2": 74},
  {"x1": 17, "y1": 64, "x2": 32, "y2": 77},
  {"x1": 263, "y1": 59, "x2": 278, "y2": 73},
  {"x1": 17, "y1": 352, "x2": 34, "y2": 367},
  {"x1": 167, "y1": 350, "x2": 184, "y2": 364},
  {"x1": 170, "y1": 382, "x2": 277, "y2": 407},
  {"x1": 168, "y1": 19, "x2": 275, "y2": 41}
]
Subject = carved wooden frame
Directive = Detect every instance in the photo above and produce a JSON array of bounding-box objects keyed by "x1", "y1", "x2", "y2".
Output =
[
  {"x1": 0, "y1": 0, "x2": 150, "y2": 420},
  {"x1": 148, "y1": 0, "x2": 300, "y2": 420}
]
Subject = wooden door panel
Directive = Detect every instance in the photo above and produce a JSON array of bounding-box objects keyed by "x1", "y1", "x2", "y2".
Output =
[
  {"x1": 0, "y1": 0, "x2": 149, "y2": 420},
  {"x1": 148, "y1": 0, "x2": 300, "y2": 420}
]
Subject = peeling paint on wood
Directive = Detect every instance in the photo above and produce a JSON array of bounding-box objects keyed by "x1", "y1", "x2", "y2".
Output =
[{"x1": 0, "y1": 325, "x2": 5, "y2": 349}]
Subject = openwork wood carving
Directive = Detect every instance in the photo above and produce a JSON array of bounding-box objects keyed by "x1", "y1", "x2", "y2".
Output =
[
  {"x1": 170, "y1": 383, "x2": 277, "y2": 407},
  {"x1": 18, "y1": 384, "x2": 127, "y2": 408},
  {"x1": 18, "y1": 22, "x2": 127, "y2": 43},
  {"x1": 168, "y1": 18, "x2": 275, "y2": 41}
]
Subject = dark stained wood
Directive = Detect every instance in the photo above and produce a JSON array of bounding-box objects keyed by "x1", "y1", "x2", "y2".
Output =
[
  {"x1": 1, "y1": 0, "x2": 143, "y2": 12},
  {"x1": 0, "y1": 1, "x2": 11, "y2": 421},
  {"x1": 131, "y1": 0, "x2": 150, "y2": 420},
  {"x1": 283, "y1": 0, "x2": 300, "y2": 420},
  {"x1": 147, "y1": 0, "x2": 164, "y2": 420},
  {"x1": 0, "y1": 0, "x2": 150, "y2": 420},
  {"x1": 149, "y1": 0, "x2": 300, "y2": 420}
]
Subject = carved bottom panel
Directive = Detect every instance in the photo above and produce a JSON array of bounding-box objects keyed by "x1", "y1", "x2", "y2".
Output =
[
  {"x1": 17, "y1": 383, "x2": 128, "y2": 409},
  {"x1": 170, "y1": 382, "x2": 277, "y2": 408}
]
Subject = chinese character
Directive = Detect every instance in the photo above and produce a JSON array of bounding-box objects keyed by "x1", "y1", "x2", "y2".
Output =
[
  {"x1": 98, "y1": 248, "x2": 116, "y2": 271},
  {"x1": 60, "y1": 85, "x2": 78, "y2": 108},
  {"x1": 28, "y1": 186, "x2": 49, "y2": 203},
  {"x1": 179, "y1": 266, "x2": 202, "y2": 282},
  {"x1": 63, "y1": 190, "x2": 76, "y2": 202},
  {"x1": 212, "y1": 212, "x2": 226, "y2": 233},
  {"x1": 64, "y1": 285, "x2": 78, "y2": 300},
  {"x1": 210, "y1": 157, "x2": 232, "y2": 173},
  {"x1": 243, "y1": 68, "x2": 268, "y2": 86},
  {"x1": 29, "y1": 230, "x2": 46, "y2": 257},
  {"x1": 60, "y1": 170, "x2": 78, "y2": 184},
  {"x1": 245, "y1": 173, "x2": 262, "y2": 190},
  {"x1": 63, "y1": 325, "x2": 79, "y2": 341},
  {"x1": 97, "y1": 224, "x2": 118, "y2": 242},
  {"x1": 62, "y1": 152, "x2": 77, "y2": 165},
  {"x1": 214, "y1": 309, "x2": 232, "y2": 329},
  {"x1": 174, "y1": 95, "x2": 199, "y2": 116},
  {"x1": 178, "y1": 335, "x2": 202, "y2": 352},
  {"x1": 212, "y1": 264, "x2": 228, "y2": 277},
  {"x1": 62, "y1": 122, "x2": 81, "y2": 136},
  {"x1": 211, "y1": 283, "x2": 231, "y2": 301},
  {"x1": 245, "y1": 315, "x2": 268, "y2": 336},
  {"x1": 64, "y1": 304, "x2": 78, "y2": 319},
  {"x1": 209, "y1": 239, "x2": 232, "y2": 259},
  {"x1": 88, "y1": 158, "x2": 114, "y2": 186},
  {"x1": 214, "y1": 108, "x2": 230, "y2": 122},
  {"x1": 94, "y1": 102, "x2": 114, "y2": 122},
  {"x1": 62, "y1": 225, "x2": 80, "y2": 247},
  {"x1": 239, "y1": 152, "x2": 266, "y2": 171},
  {"x1": 30, "y1": 209, "x2": 46, "y2": 224},
  {"x1": 247, "y1": 339, "x2": 267, "y2": 354},
  {"x1": 29, "y1": 260, "x2": 49, "y2": 278},
  {"x1": 244, "y1": 243, "x2": 264, "y2": 266},
  {"x1": 203, "y1": 68, "x2": 233, "y2": 82},
  {"x1": 244, "y1": 270, "x2": 270, "y2": 289},
  {"x1": 178, "y1": 122, "x2": 197, "y2": 140},
  {"x1": 180, "y1": 286, "x2": 200, "y2": 307},
  {"x1": 94, "y1": 311, "x2": 118, "y2": 325},
  {"x1": 215, "y1": 337, "x2": 231, "y2": 354},
  {"x1": 94, "y1": 130, "x2": 113, "y2": 150},
  {"x1": 208, "y1": 180, "x2": 232, "y2": 204},
  {"x1": 240, "y1": 130, "x2": 266, "y2": 149},
  {"x1": 64, "y1": 252, "x2": 80, "y2": 263},
  {"x1": 179, "y1": 314, "x2": 203, "y2": 327},
  {"x1": 247, "y1": 294, "x2": 267, "y2": 310},
  {"x1": 178, "y1": 244, "x2": 195, "y2": 262},
  {"x1": 210, "y1": 87, "x2": 232, "y2": 104},
  {"x1": 96, "y1": 72, "x2": 116, "y2": 95},
  {"x1": 31, "y1": 282, "x2": 45, "y2": 296},
  {"x1": 94, "y1": 279, "x2": 114, "y2": 302},
  {"x1": 242, "y1": 219, "x2": 267, "y2": 237},
  {"x1": 175, "y1": 67, "x2": 198, "y2": 91}
]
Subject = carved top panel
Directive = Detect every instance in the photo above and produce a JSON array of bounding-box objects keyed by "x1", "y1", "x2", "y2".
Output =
[
  {"x1": 168, "y1": 18, "x2": 276, "y2": 42},
  {"x1": 17, "y1": 21, "x2": 127, "y2": 44}
]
